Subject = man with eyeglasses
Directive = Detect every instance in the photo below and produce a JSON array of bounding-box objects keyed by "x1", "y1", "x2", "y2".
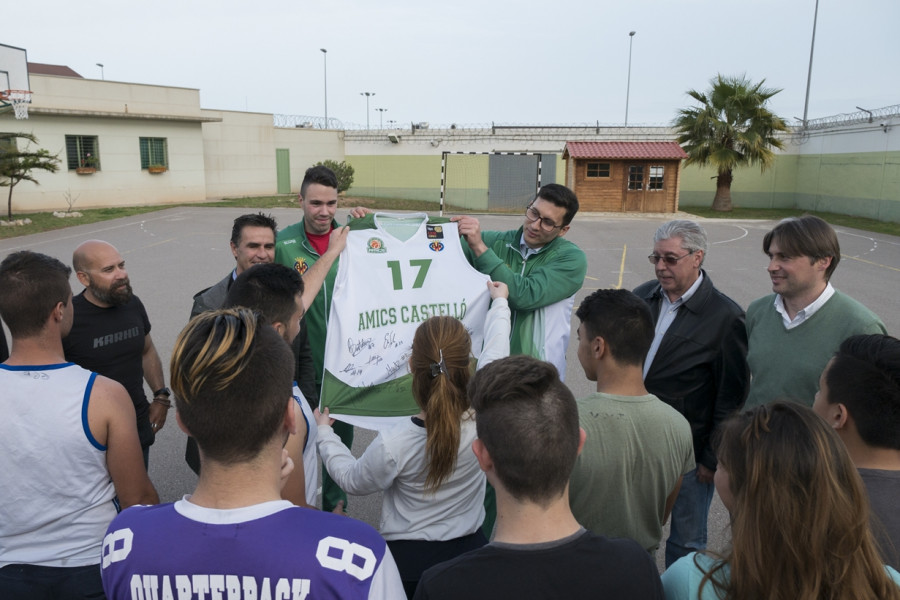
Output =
[
  {"x1": 453, "y1": 183, "x2": 587, "y2": 380},
  {"x1": 633, "y1": 220, "x2": 749, "y2": 567}
]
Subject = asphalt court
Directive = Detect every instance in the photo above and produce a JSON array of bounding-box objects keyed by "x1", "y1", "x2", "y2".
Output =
[{"x1": 2, "y1": 205, "x2": 898, "y2": 569}]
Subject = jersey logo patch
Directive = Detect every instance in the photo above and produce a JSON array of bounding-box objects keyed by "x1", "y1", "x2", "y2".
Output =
[
  {"x1": 294, "y1": 258, "x2": 310, "y2": 275},
  {"x1": 428, "y1": 241, "x2": 445, "y2": 252},
  {"x1": 426, "y1": 225, "x2": 444, "y2": 239},
  {"x1": 367, "y1": 238, "x2": 387, "y2": 254}
]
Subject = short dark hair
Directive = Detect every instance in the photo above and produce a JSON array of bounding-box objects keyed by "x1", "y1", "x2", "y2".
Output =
[
  {"x1": 825, "y1": 334, "x2": 900, "y2": 450},
  {"x1": 535, "y1": 183, "x2": 579, "y2": 226},
  {"x1": 300, "y1": 165, "x2": 338, "y2": 199},
  {"x1": 763, "y1": 215, "x2": 840, "y2": 281},
  {"x1": 575, "y1": 289, "x2": 653, "y2": 366},
  {"x1": 468, "y1": 355, "x2": 580, "y2": 505},
  {"x1": 0, "y1": 251, "x2": 72, "y2": 338},
  {"x1": 170, "y1": 308, "x2": 294, "y2": 464},
  {"x1": 230, "y1": 213, "x2": 277, "y2": 247},
  {"x1": 224, "y1": 263, "x2": 303, "y2": 328}
]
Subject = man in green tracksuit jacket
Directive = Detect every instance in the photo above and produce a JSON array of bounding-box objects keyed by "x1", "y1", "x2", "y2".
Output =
[
  {"x1": 454, "y1": 183, "x2": 587, "y2": 381},
  {"x1": 274, "y1": 165, "x2": 351, "y2": 513},
  {"x1": 454, "y1": 183, "x2": 587, "y2": 536}
]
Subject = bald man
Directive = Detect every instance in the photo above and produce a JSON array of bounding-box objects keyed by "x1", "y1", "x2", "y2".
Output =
[{"x1": 63, "y1": 241, "x2": 169, "y2": 467}]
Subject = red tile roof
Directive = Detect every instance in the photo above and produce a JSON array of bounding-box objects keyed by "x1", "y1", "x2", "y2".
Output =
[
  {"x1": 27, "y1": 62, "x2": 83, "y2": 78},
  {"x1": 564, "y1": 141, "x2": 687, "y2": 160}
]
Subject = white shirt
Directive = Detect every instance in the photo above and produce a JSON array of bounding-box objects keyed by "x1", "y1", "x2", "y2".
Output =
[
  {"x1": 643, "y1": 273, "x2": 704, "y2": 379},
  {"x1": 316, "y1": 298, "x2": 510, "y2": 541},
  {"x1": 774, "y1": 282, "x2": 835, "y2": 329}
]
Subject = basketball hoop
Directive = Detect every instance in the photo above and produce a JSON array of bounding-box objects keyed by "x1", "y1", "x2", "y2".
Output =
[{"x1": 1, "y1": 90, "x2": 32, "y2": 120}]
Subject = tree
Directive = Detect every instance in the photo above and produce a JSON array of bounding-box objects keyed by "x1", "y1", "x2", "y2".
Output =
[
  {"x1": 316, "y1": 159, "x2": 355, "y2": 194},
  {"x1": 673, "y1": 74, "x2": 789, "y2": 212},
  {"x1": 0, "y1": 132, "x2": 60, "y2": 220}
]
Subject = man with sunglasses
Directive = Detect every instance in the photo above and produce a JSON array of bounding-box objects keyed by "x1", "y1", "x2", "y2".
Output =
[
  {"x1": 633, "y1": 220, "x2": 749, "y2": 567},
  {"x1": 453, "y1": 183, "x2": 587, "y2": 380}
]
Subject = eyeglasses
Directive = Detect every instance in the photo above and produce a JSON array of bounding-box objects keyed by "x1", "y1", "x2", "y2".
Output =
[
  {"x1": 525, "y1": 206, "x2": 563, "y2": 232},
  {"x1": 648, "y1": 250, "x2": 695, "y2": 266}
]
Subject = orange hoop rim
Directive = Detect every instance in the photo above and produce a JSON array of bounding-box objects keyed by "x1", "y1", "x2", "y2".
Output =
[{"x1": 0, "y1": 89, "x2": 32, "y2": 101}]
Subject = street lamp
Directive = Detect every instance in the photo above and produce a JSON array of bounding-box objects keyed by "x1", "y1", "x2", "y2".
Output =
[
  {"x1": 320, "y1": 49, "x2": 328, "y2": 128},
  {"x1": 625, "y1": 31, "x2": 635, "y2": 126},
  {"x1": 801, "y1": 0, "x2": 819, "y2": 128},
  {"x1": 375, "y1": 108, "x2": 387, "y2": 129},
  {"x1": 96, "y1": 63, "x2": 105, "y2": 80},
  {"x1": 360, "y1": 92, "x2": 375, "y2": 130}
]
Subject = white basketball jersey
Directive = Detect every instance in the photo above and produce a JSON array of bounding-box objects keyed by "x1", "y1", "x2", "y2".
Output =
[
  {"x1": 293, "y1": 384, "x2": 319, "y2": 507},
  {"x1": 321, "y1": 213, "x2": 490, "y2": 428}
]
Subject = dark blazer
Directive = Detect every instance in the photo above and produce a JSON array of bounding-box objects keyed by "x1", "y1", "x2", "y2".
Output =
[
  {"x1": 185, "y1": 271, "x2": 319, "y2": 475},
  {"x1": 634, "y1": 271, "x2": 749, "y2": 470}
]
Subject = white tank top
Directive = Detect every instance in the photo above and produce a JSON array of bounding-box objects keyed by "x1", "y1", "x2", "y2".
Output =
[
  {"x1": 292, "y1": 383, "x2": 319, "y2": 507},
  {"x1": 0, "y1": 362, "x2": 118, "y2": 567}
]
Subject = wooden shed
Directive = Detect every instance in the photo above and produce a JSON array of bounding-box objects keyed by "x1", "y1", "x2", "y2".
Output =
[{"x1": 563, "y1": 141, "x2": 688, "y2": 213}]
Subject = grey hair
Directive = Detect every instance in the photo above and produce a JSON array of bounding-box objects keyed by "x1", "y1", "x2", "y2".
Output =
[{"x1": 654, "y1": 220, "x2": 708, "y2": 265}]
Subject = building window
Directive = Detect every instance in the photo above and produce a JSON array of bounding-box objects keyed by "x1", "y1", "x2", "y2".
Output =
[
  {"x1": 65, "y1": 135, "x2": 100, "y2": 170},
  {"x1": 649, "y1": 166, "x2": 665, "y2": 190},
  {"x1": 628, "y1": 165, "x2": 644, "y2": 190},
  {"x1": 586, "y1": 162, "x2": 610, "y2": 178},
  {"x1": 0, "y1": 133, "x2": 17, "y2": 155},
  {"x1": 139, "y1": 137, "x2": 168, "y2": 169}
]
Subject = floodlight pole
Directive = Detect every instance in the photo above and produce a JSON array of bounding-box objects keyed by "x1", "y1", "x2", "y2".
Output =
[
  {"x1": 375, "y1": 108, "x2": 387, "y2": 129},
  {"x1": 96, "y1": 63, "x2": 105, "y2": 80},
  {"x1": 320, "y1": 49, "x2": 328, "y2": 128},
  {"x1": 625, "y1": 31, "x2": 635, "y2": 127},
  {"x1": 801, "y1": 0, "x2": 819, "y2": 128},
  {"x1": 360, "y1": 92, "x2": 375, "y2": 130}
]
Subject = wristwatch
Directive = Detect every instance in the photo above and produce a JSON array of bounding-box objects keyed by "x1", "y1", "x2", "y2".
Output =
[{"x1": 153, "y1": 387, "x2": 171, "y2": 398}]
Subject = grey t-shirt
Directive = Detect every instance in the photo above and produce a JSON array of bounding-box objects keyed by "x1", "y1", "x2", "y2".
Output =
[{"x1": 859, "y1": 467, "x2": 900, "y2": 570}]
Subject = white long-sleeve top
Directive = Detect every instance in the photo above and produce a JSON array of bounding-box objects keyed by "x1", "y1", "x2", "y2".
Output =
[{"x1": 317, "y1": 297, "x2": 510, "y2": 540}]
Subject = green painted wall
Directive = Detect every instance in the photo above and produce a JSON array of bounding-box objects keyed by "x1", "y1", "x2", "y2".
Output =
[
  {"x1": 346, "y1": 149, "x2": 899, "y2": 223},
  {"x1": 346, "y1": 155, "x2": 444, "y2": 203},
  {"x1": 679, "y1": 151, "x2": 900, "y2": 222},
  {"x1": 346, "y1": 153, "x2": 565, "y2": 210}
]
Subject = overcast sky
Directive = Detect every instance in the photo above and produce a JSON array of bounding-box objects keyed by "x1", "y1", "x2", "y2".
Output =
[{"x1": 6, "y1": 0, "x2": 899, "y2": 128}]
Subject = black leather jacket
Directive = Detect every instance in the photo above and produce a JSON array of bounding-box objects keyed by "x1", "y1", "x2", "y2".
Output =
[{"x1": 634, "y1": 271, "x2": 749, "y2": 470}]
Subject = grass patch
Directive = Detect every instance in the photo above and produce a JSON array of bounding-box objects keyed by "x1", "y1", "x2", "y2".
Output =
[
  {"x1": 681, "y1": 207, "x2": 900, "y2": 237},
  {"x1": 0, "y1": 206, "x2": 170, "y2": 240}
]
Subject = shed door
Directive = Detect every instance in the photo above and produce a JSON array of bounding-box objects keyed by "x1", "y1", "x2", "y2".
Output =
[
  {"x1": 276, "y1": 149, "x2": 291, "y2": 194},
  {"x1": 624, "y1": 164, "x2": 645, "y2": 211}
]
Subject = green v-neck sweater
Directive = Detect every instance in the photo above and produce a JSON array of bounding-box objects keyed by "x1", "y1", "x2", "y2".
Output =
[{"x1": 745, "y1": 290, "x2": 886, "y2": 408}]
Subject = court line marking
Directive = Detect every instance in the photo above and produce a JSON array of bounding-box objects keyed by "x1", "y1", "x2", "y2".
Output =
[
  {"x1": 0, "y1": 210, "x2": 196, "y2": 252},
  {"x1": 841, "y1": 254, "x2": 900, "y2": 273},
  {"x1": 710, "y1": 226, "x2": 749, "y2": 245}
]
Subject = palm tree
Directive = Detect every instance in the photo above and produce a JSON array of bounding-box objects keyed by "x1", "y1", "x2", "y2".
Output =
[{"x1": 673, "y1": 74, "x2": 789, "y2": 212}]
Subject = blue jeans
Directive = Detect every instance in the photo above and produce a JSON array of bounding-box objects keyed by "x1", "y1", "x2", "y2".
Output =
[{"x1": 665, "y1": 466, "x2": 715, "y2": 568}]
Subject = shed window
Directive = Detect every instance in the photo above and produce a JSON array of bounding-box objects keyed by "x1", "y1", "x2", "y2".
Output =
[
  {"x1": 586, "y1": 162, "x2": 610, "y2": 178},
  {"x1": 65, "y1": 135, "x2": 100, "y2": 170},
  {"x1": 140, "y1": 137, "x2": 168, "y2": 169},
  {"x1": 649, "y1": 166, "x2": 665, "y2": 190},
  {"x1": 627, "y1": 165, "x2": 644, "y2": 190}
]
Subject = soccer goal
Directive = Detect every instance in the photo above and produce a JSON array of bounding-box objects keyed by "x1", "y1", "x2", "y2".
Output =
[{"x1": 439, "y1": 152, "x2": 544, "y2": 214}]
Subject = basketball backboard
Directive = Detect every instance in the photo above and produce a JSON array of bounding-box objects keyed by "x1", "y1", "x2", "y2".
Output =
[
  {"x1": 0, "y1": 43, "x2": 29, "y2": 93},
  {"x1": 0, "y1": 44, "x2": 30, "y2": 118}
]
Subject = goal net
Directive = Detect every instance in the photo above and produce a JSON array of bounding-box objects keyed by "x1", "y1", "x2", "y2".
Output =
[{"x1": 440, "y1": 152, "x2": 543, "y2": 213}]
